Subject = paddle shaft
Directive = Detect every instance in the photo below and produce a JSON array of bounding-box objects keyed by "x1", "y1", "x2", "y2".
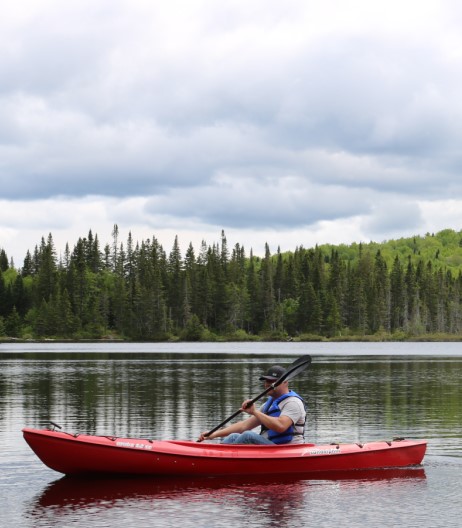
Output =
[
  {"x1": 204, "y1": 384, "x2": 276, "y2": 438},
  {"x1": 203, "y1": 355, "x2": 311, "y2": 439}
]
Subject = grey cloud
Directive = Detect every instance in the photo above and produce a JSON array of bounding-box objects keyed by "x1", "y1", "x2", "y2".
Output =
[
  {"x1": 144, "y1": 175, "x2": 371, "y2": 229},
  {"x1": 271, "y1": 41, "x2": 460, "y2": 169},
  {"x1": 361, "y1": 199, "x2": 423, "y2": 239}
]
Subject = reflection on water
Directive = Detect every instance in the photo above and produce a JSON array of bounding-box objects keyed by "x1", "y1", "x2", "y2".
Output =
[
  {"x1": 37, "y1": 468, "x2": 428, "y2": 506},
  {"x1": 26, "y1": 469, "x2": 426, "y2": 527}
]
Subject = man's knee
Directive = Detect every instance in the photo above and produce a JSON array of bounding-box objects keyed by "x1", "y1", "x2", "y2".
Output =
[{"x1": 222, "y1": 433, "x2": 240, "y2": 444}]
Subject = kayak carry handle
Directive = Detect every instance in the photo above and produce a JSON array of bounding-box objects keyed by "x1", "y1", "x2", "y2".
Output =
[{"x1": 49, "y1": 421, "x2": 62, "y2": 431}]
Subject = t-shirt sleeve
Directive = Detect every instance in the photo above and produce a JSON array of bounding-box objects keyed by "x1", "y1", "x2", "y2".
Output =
[{"x1": 279, "y1": 398, "x2": 304, "y2": 425}]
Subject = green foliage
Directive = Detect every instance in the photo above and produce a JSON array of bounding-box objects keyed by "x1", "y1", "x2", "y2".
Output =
[
  {"x1": 181, "y1": 314, "x2": 206, "y2": 341},
  {"x1": 320, "y1": 229, "x2": 462, "y2": 276},
  {"x1": 3, "y1": 268, "x2": 17, "y2": 284},
  {"x1": 4, "y1": 227, "x2": 462, "y2": 340},
  {"x1": 298, "y1": 333, "x2": 324, "y2": 342},
  {"x1": 225, "y1": 329, "x2": 260, "y2": 341},
  {"x1": 5, "y1": 307, "x2": 22, "y2": 337}
]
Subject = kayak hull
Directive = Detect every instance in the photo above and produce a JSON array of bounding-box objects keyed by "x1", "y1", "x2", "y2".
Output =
[{"x1": 23, "y1": 427, "x2": 427, "y2": 477}]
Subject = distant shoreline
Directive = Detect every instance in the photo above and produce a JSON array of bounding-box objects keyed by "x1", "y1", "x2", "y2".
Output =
[{"x1": 2, "y1": 334, "x2": 462, "y2": 344}]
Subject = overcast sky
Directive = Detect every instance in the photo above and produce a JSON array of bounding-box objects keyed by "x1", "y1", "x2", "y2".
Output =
[{"x1": 2, "y1": 0, "x2": 462, "y2": 265}]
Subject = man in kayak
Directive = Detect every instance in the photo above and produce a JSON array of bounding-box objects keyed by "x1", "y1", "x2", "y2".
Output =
[{"x1": 197, "y1": 365, "x2": 306, "y2": 444}]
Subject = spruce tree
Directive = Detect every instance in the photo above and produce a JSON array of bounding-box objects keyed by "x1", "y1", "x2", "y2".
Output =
[
  {"x1": 390, "y1": 256, "x2": 405, "y2": 332},
  {"x1": 0, "y1": 249, "x2": 8, "y2": 271},
  {"x1": 167, "y1": 236, "x2": 183, "y2": 330}
]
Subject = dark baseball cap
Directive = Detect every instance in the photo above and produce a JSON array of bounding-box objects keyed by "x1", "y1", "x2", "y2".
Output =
[{"x1": 259, "y1": 365, "x2": 286, "y2": 381}]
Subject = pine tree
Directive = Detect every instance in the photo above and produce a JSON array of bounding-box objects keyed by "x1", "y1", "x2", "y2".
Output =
[
  {"x1": 283, "y1": 254, "x2": 299, "y2": 301},
  {"x1": 167, "y1": 236, "x2": 183, "y2": 330},
  {"x1": 22, "y1": 251, "x2": 33, "y2": 277},
  {"x1": 34, "y1": 234, "x2": 57, "y2": 304},
  {"x1": 347, "y1": 258, "x2": 369, "y2": 335},
  {"x1": 274, "y1": 247, "x2": 284, "y2": 303},
  {"x1": 57, "y1": 288, "x2": 77, "y2": 336},
  {"x1": 0, "y1": 271, "x2": 6, "y2": 318},
  {"x1": 184, "y1": 242, "x2": 198, "y2": 316},
  {"x1": 70, "y1": 238, "x2": 88, "y2": 323},
  {"x1": 260, "y1": 243, "x2": 275, "y2": 331},
  {"x1": 87, "y1": 231, "x2": 102, "y2": 273},
  {"x1": 226, "y1": 243, "x2": 249, "y2": 332},
  {"x1": 5, "y1": 306, "x2": 21, "y2": 337},
  {"x1": 246, "y1": 250, "x2": 260, "y2": 333},
  {"x1": 325, "y1": 294, "x2": 342, "y2": 337},
  {"x1": 220, "y1": 230, "x2": 229, "y2": 272},
  {"x1": 404, "y1": 257, "x2": 418, "y2": 333},
  {"x1": 370, "y1": 250, "x2": 390, "y2": 333},
  {"x1": 194, "y1": 241, "x2": 211, "y2": 327},
  {"x1": 12, "y1": 274, "x2": 30, "y2": 317},
  {"x1": 423, "y1": 262, "x2": 439, "y2": 332},
  {"x1": 111, "y1": 224, "x2": 119, "y2": 271},
  {"x1": 390, "y1": 256, "x2": 405, "y2": 332},
  {"x1": 0, "y1": 249, "x2": 8, "y2": 271},
  {"x1": 327, "y1": 249, "x2": 347, "y2": 330}
]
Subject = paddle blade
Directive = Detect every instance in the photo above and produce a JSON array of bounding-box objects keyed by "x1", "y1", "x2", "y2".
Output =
[{"x1": 275, "y1": 355, "x2": 312, "y2": 386}]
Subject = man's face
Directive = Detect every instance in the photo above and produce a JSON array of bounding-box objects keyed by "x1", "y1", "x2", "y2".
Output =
[
  {"x1": 264, "y1": 379, "x2": 286, "y2": 395},
  {"x1": 264, "y1": 379, "x2": 276, "y2": 390}
]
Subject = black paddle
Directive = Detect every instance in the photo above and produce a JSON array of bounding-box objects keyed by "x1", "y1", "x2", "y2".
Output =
[{"x1": 200, "y1": 355, "x2": 312, "y2": 440}]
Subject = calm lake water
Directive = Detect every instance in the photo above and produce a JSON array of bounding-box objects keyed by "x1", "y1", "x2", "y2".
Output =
[{"x1": 1, "y1": 341, "x2": 462, "y2": 527}]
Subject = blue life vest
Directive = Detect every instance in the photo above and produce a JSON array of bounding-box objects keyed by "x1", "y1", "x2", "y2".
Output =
[{"x1": 260, "y1": 390, "x2": 305, "y2": 444}]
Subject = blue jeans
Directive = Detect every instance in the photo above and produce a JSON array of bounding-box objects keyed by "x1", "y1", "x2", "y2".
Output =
[{"x1": 222, "y1": 431, "x2": 275, "y2": 445}]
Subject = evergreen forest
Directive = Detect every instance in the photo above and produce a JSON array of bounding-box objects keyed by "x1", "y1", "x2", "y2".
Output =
[{"x1": 2, "y1": 226, "x2": 462, "y2": 342}]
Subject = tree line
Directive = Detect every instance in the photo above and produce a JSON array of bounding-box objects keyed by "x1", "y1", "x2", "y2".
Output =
[{"x1": 1, "y1": 226, "x2": 462, "y2": 340}]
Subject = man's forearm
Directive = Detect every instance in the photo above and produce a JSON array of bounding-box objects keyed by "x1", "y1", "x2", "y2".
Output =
[{"x1": 252, "y1": 410, "x2": 292, "y2": 433}]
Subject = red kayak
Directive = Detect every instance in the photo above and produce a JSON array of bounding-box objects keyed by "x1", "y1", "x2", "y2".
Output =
[{"x1": 23, "y1": 427, "x2": 426, "y2": 477}]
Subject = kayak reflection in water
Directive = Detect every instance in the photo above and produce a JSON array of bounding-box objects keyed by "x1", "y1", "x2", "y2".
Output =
[{"x1": 197, "y1": 365, "x2": 306, "y2": 445}]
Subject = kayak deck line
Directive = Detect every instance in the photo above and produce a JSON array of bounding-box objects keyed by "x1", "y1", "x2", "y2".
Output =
[{"x1": 25, "y1": 427, "x2": 419, "y2": 455}]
